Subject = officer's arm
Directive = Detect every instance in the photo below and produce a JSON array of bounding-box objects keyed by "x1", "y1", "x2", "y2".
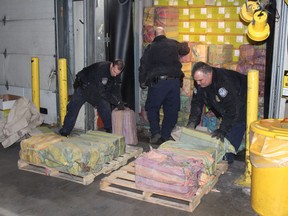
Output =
[
  {"x1": 139, "y1": 45, "x2": 151, "y2": 85},
  {"x1": 111, "y1": 78, "x2": 122, "y2": 102},
  {"x1": 97, "y1": 78, "x2": 120, "y2": 106},
  {"x1": 218, "y1": 86, "x2": 240, "y2": 133},
  {"x1": 178, "y1": 41, "x2": 190, "y2": 56},
  {"x1": 188, "y1": 86, "x2": 204, "y2": 126}
]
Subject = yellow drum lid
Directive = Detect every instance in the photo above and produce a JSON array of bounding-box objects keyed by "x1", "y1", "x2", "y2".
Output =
[{"x1": 250, "y1": 119, "x2": 288, "y2": 139}]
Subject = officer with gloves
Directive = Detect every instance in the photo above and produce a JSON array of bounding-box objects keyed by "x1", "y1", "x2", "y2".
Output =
[
  {"x1": 187, "y1": 62, "x2": 247, "y2": 164},
  {"x1": 139, "y1": 26, "x2": 190, "y2": 145},
  {"x1": 59, "y1": 60, "x2": 125, "y2": 136}
]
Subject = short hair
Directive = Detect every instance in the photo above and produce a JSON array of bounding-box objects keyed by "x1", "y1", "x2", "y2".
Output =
[
  {"x1": 113, "y1": 59, "x2": 125, "y2": 71},
  {"x1": 192, "y1": 62, "x2": 213, "y2": 77}
]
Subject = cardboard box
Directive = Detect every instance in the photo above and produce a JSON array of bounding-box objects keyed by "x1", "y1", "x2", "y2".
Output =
[{"x1": 0, "y1": 94, "x2": 21, "y2": 110}]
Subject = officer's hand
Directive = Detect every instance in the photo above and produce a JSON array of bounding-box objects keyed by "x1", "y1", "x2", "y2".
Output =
[
  {"x1": 116, "y1": 101, "x2": 125, "y2": 110},
  {"x1": 211, "y1": 129, "x2": 226, "y2": 142},
  {"x1": 186, "y1": 121, "x2": 196, "y2": 129},
  {"x1": 140, "y1": 82, "x2": 147, "y2": 89}
]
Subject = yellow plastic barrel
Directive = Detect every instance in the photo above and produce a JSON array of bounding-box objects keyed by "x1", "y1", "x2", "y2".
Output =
[{"x1": 250, "y1": 119, "x2": 288, "y2": 216}]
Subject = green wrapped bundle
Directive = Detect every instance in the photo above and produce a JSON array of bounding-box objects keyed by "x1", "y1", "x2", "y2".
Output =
[
  {"x1": 68, "y1": 137, "x2": 114, "y2": 163},
  {"x1": 44, "y1": 140, "x2": 103, "y2": 176},
  {"x1": 82, "y1": 130, "x2": 126, "y2": 158},
  {"x1": 179, "y1": 127, "x2": 235, "y2": 163},
  {"x1": 19, "y1": 133, "x2": 67, "y2": 165}
]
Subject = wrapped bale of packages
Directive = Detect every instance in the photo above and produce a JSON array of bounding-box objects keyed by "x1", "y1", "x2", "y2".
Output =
[
  {"x1": 143, "y1": 7, "x2": 154, "y2": 26},
  {"x1": 135, "y1": 148, "x2": 204, "y2": 198},
  {"x1": 208, "y1": 44, "x2": 233, "y2": 65},
  {"x1": 19, "y1": 133, "x2": 66, "y2": 164},
  {"x1": 159, "y1": 140, "x2": 216, "y2": 176},
  {"x1": 239, "y1": 44, "x2": 255, "y2": 63},
  {"x1": 164, "y1": 25, "x2": 179, "y2": 41},
  {"x1": 202, "y1": 111, "x2": 220, "y2": 133},
  {"x1": 143, "y1": 25, "x2": 155, "y2": 43},
  {"x1": 178, "y1": 127, "x2": 236, "y2": 165},
  {"x1": 190, "y1": 43, "x2": 208, "y2": 63},
  {"x1": 177, "y1": 111, "x2": 190, "y2": 127},
  {"x1": 236, "y1": 60, "x2": 253, "y2": 75},
  {"x1": 181, "y1": 76, "x2": 194, "y2": 97},
  {"x1": 181, "y1": 62, "x2": 192, "y2": 77},
  {"x1": 81, "y1": 130, "x2": 126, "y2": 158},
  {"x1": 112, "y1": 108, "x2": 138, "y2": 145},
  {"x1": 154, "y1": 7, "x2": 179, "y2": 27},
  {"x1": 223, "y1": 62, "x2": 238, "y2": 71},
  {"x1": 19, "y1": 130, "x2": 126, "y2": 176},
  {"x1": 42, "y1": 139, "x2": 105, "y2": 176}
]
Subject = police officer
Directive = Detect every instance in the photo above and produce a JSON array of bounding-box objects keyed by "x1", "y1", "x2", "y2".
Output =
[
  {"x1": 187, "y1": 61, "x2": 247, "y2": 164},
  {"x1": 59, "y1": 59, "x2": 125, "y2": 136},
  {"x1": 139, "y1": 27, "x2": 190, "y2": 145}
]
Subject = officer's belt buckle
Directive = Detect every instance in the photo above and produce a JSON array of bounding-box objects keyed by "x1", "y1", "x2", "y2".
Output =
[{"x1": 159, "y1": 76, "x2": 177, "y2": 80}]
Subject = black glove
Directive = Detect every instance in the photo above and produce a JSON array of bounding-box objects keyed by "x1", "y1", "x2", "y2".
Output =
[
  {"x1": 211, "y1": 129, "x2": 226, "y2": 142},
  {"x1": 186, "y1": 121, "x2": 196, "y2": 129},
  {"x1": 73, "y1": 77, "x2": 81, "y2": 89},
  {"x1": 116, "y1": 101, "x2": 125, "y2": 110}
]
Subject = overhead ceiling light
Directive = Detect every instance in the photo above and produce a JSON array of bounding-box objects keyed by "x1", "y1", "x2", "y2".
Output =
[{"x1": 247, "y1": 11, "x2": 270, "y2": 41}]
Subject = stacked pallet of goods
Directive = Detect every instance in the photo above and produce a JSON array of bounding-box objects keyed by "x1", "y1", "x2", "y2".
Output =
[
  {"x1": 135, "y1": 127, "x2": 235, "y2": 199},
  {"x1": 19, "y1": 131, "x2": 125, "y2": 176},
  {"x1": 139, "y1": 0, "x2": 267, "y2": 130},
  {"x1": 236, "y1": 44, "x2": 266, "y2": 118},
  {"x1": 100, "y1": 128, "x2": 234, "y2": 211}
]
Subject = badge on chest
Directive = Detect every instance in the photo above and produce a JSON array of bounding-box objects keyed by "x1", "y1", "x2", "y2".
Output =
[{"x1": 102, "y1": 77, "x2": 108, "y2": 85}]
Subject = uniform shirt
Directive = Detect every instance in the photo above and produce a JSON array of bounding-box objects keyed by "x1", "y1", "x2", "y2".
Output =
[
  {"x1": 76, "y1": 61, "x2": 122, "y2": 106},
  {"x1": 139, "y1": 35, "x2": 189, "y2": 85},
  {"x1": 189, "y1": 67, "x2": 247, "y2": 133}
]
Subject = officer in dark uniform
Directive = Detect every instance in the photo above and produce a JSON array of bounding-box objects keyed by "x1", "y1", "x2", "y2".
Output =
[
  {"x1": 59, "y1": 59, "x2": 125, "y2": 136},
  {"x1": 139, "y1": 27, "x2": 190, "y2": 145},
  {"x1": 187, "y1": 61, "x2": 247, "y2": 164}
]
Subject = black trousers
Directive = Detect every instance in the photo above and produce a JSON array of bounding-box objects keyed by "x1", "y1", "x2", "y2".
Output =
[{"x1": 61, "y1": 87, "x2": 112, "y2": 135}]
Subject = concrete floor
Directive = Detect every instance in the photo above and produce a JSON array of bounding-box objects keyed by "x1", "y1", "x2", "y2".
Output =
[{"x1": 0, "y1": 129, "x2": 257, "y2": 216}]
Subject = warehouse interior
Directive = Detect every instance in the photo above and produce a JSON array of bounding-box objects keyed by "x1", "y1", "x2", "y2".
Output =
[{"x1": 0, "y1": 0, "x2": 288, "y2": 215}]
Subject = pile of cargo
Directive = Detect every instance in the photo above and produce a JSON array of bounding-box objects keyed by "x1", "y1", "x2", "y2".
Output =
[{"x1": 139, "y1": 0, "x2": 266, "y2": 128}]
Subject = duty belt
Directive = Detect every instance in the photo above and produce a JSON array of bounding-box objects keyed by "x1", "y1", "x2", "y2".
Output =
[{"x1": 158, "y1": 76, "x2": 178, "y2": 80}]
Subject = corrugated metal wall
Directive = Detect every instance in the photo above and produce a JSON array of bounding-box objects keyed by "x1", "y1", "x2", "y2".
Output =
[{"x1": 0, "y1": 0, "x2": 57, "y2": 124}]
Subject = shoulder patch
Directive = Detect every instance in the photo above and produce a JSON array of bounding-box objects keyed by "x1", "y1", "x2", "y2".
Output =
[
  {"x1": 218, "y1": 87, "x2": 228, "y2": 98},
  {"x1": 193, "y1": 87, "x2": 197, "y2": 95}
]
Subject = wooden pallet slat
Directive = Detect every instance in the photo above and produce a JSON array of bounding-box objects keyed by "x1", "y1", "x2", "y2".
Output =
[
  {"x1": 100, "y1": 161, "x2": 228, "y2": 212},
  {"x1": 18, "y1": 145, "x2": 143, "y2": 185}
]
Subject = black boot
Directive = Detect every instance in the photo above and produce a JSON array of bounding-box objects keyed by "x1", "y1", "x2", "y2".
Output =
[
  {"x1": 105, "y1": 128, "x2": 112, "y2": 133},
  {"x1": 59, "y1": 128, "x2": 69, "y2": 137}
]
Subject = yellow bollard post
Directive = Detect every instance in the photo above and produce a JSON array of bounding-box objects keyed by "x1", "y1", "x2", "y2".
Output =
[
  {"x1": 58, "y1": 58, "x2": 68, "y2": 126},
  {"x1": 31, "y1": 57, "x2": 40, "y2": 111},
  {"x1": 235, "y1": 69, "x2": 259, "y2": 187}
]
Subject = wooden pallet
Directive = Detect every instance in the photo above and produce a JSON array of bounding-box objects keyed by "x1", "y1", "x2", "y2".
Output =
[
  {"x1": 100, "y1": 161, "x2": 228, "y2": 212},
  {"x1": 18, "y1": 145, "x2": 143, "y2": 185}
]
